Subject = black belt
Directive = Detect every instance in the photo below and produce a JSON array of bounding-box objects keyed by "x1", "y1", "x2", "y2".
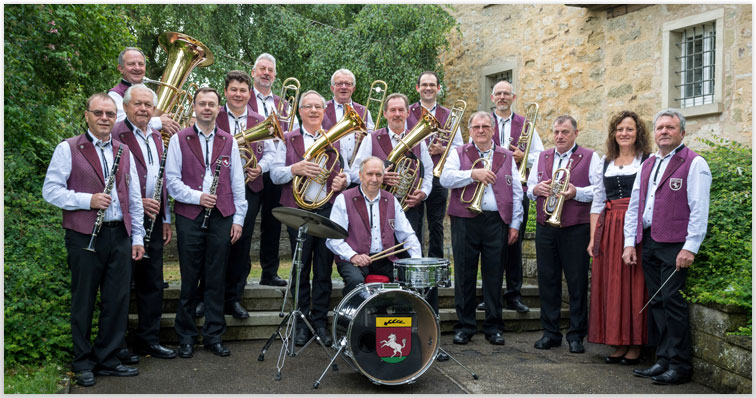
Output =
[{"x1": 102, "y1": 221, "x2": 124, "y2": 227}]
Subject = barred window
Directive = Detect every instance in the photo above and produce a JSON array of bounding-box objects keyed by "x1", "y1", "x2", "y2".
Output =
[{"x1": 677, "y1": 23, "x2": 716, "y2": 108}]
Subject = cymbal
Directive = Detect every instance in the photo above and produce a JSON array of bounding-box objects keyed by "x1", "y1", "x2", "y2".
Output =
[{"x1": 272, "y1": 207, "x2": 347, "y2": 239}]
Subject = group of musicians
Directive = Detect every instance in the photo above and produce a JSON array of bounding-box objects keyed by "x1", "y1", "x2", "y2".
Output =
[{"x1": 43, "y1": 46, "x2": 710, "y2": 388}]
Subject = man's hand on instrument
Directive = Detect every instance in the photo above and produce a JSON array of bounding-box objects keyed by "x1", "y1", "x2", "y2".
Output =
[
  {"x1": 383, "y1": 171, "x2": 400, "y2": 187},
  {"x1": 676, "y1": 249, "x2": 695, "y2": 270},
  {"x1": 142, "y1": 197, "x2": 160, "y2": 219},
  {"x1": 199, "y1": 193, "x2": 217, "y2": 209},
  {"x1": 331, "y1": 172, "x2": 348, "y2": 192},
  {"x1": 428, "y1": 141, "x2": 444, "y2": 156},
  {"x1": 159, "y1": 114, "x2": 181, "y2": 135},
  {"x1": 403, "y1": 190, "x2": 426, "y2": 208},
  {"x1": 351, "y1": 254, "x2": 371, "y2": 267},
  {"x1": 132, "y1": 245, "x2": 145, "y2": 261},
  {"x1": 471, "y1": 168, "x2": 496, "y2": 185},
  {"x1": 246, "y1": 165, "x2": 262, "y2": 182},
  {"x1": 162, "y1": 223, "x2": 172, "y2": 245},
  {"x1": 508, "y1": 228, "x2": 519, "y2": 245},
  {"x1": 509, "y1": 145, "x2": 525, "y2": 164},
  {"x1": 291, "y1": 160, "x2": 322, "y2": 178},
  {"x1": 534, "y1": 180, "x2": 552, "y2": 197},
  {"x1": 622, "y1": 246, "x2": 637, "y2": 266},
  {"x1": 558, "y1": 183, "x2": 577, "y2": 200},
  {"x1": 230, "y1": 224, "x2": 242, "y2": 244},
  {"x1": 90, "y1": 193, "x2": 112, "y2": 209}
]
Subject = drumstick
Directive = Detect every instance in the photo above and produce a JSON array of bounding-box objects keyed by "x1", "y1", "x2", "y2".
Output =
[
  {"x1": 369, "y1": 246, "x2": 410, "y2": 262},
  {"x1": 369, "y1": 241, "x2": 407, "y2": 259}
]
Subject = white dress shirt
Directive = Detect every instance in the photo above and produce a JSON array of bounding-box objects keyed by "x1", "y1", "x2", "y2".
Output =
[
  {"x1": 623, "y1": 144, "x2": 711, "y2": 253},
  {"x1": 253, "y1": 87, "x2": 300, "y2": 133},
  {"x1": 326, "y1": 187, "x2": 422, "y2": 261},
  {"x1": 42, "y1": 130, "x2": 146, "y2": 246},
  {"x1": 128, "y1": 120, "x2": 171, "y2": 224},
  {"x1": 270, "y1": 126, "x2": 352, "y2": 189},
  {"x1": 526, "y1": 144, "x2": 602, "y2": 203},
  {"x1": 165, "y1": 125, "x2": 247, "y2": 226},
  {"x1": 225, "y1": 104, "x2": 248, "y2": 135},
  {"x1": 493, "y1": 111, "x2": 544, "y2": 168},
  {"x1": 439, "y1": 142, "x2": 524, "y2": 230},
  {"x1": 109, "y1": 88, "x2": 163, "y2": 131},
  {"x1": 590, "y1": 155, "x2": 643, "y2": 215}
]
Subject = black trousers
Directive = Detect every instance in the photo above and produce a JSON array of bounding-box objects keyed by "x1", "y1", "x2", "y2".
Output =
[
  {"x1": 503, "y1": 194, "x2": 528, "y2": 302},
  {"x1": 65, "y1": 225, "x2": 131, "y2": 372},
  {"x1": 287, "y1": 204, "x2": 334, "y2": 329},
  {"x1": 130, "y1": 220, "x2": 166, "y2": 346},
  {"x1": 640, "y1": 229, "x2": 691, "y2": 374},
  {"x1": 419, "y1": 176, "x2": 447, "y2": 258},
  {"x1": 336, "y1": 257, "x2": 394, "y2": 297},
  {"x1": 535, "y1": 222, "x2": 590, "y2": 342},
  {"x1": 174, "y1": 211, "x2": 232, "y2": 345},
  {"x1": 259, "y1": 172, "x2": 283, "y2": 280},
  {"x1": 225, "y1": 185, "x2": 262, "y2": 306},
  {"x1": 451, "y1": 213, "x2": 508, "y2": 336}
]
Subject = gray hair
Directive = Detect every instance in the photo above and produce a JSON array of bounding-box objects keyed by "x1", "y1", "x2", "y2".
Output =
[
  {"x1": 359, "y1": 156, "x2": 385, "y2": 173},
  {"x1": 653, "y1": 108, "x2": 686, "y2": 132},
  {"x1": 118, "y1": 47, "x2": 145, "y2": 67},
  {"x1": 330, "y1": 69, "x2": 356, "y2": 86},
  {"x1": 253, "y1": 53, "x2": 277, "y2": 70},
  {"x1": 467, "y1": 111, "x2": 494, "y2": 128},
  {"x1": 384, "y1": 93, "x2": 409, "y2": 112},
  {"x1": 123, "y1": 84, "x2": 158, "y2": 106},
  {"x1": 491, "y1": 80, "x2": 515, "y2": 96},
  {"x1": 554, "y1": 115, "x2": 578, "y2": 131},
  {"x1": 299, "y1": 90, "x2": 326, "y2": 108}
]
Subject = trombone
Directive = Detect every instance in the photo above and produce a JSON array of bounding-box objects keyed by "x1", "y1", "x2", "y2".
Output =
[
  {"x1": 277, "y1": 77, "x2": 300, "y2": 131},
  {"x1": 349, "y1": 80, "x2": 387, "y2": 167},
  {"x1": 512, "y1": 102, "x2": 539, "y2": 184},
  {"x1": 431, "y1": 99, "x2": 467, "y2": 177}
]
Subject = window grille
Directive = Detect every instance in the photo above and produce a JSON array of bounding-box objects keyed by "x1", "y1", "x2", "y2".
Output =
[{"x1": 676, "y1": 22, "x2": 716, "y2": 108}]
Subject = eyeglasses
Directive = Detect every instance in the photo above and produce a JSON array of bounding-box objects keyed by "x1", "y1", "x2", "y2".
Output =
[
  {"x1": 492, "y1": 91, "x2": 514, "y2": 97},
  {"x1": 88, "y1": 110, "x2": 117, "y2": 119},
  {"x1": 300, "y1": 104, "x2": 324, "y2": 110},
  {"x1": 333, "y1": 82, "x2": 354, "y2": 88},
  {"x1": 470, "y1": 125, "x2": 493, "y2": 131}
]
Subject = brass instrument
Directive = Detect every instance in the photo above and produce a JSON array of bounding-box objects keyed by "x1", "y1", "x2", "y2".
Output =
[
  {"x1": 459, "y1": 156, "x2": 492, "y2": 214},
  {"x1": 277, "y1": 77, "x2": 300, "y2": 131},
  {"x1": 349, "y1": 80, "x2": 387, "y2": 167},
  {"x1": 234, "y1": 113, "x2": 285, "y2": 182},
  {"x1": 512, "y1": 102, "x2": 539, "y2": 184},
  {"x1": 292, "y1": 104, "x2": 366, "y2": 210},
  {"x1": 431, "y1": 99, "x2": 467, "y2": 177},
  {"x1": 143, "y1": 146, "x2": 168, "y2": 258},
  {"x1": 84, "y1": 146, "x2": 123, "y2": 252},
  {"x1": 201, "y1": 159, "x2": 223, "y2": 230},
  {"x1": 382, "y1": 110, "x2": 439, "y2": 211},
  {"x1": 544, "y1": 159, "x2": 573, "y2": 227}
]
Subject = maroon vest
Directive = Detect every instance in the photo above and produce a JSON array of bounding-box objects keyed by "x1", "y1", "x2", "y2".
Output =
[
  {"x1": 62, "y1": 134, "x2": 133, "y2": 236},
  {"x1": 279, "y1": 128, "x2": 342, "y2": 209},
  {"x1": 217, "y1": 105, "x2": 266, "y2": 192},
  {"x1": 173, "y1": 126, "x2": 236, "y2": 219},
  {"x1": 492, "y1": 112, "x2": 525, "y2": 151},
  {"x1": 109, "y1": 80, "x2": 131, "y2": 97},
  {"x1": 635, "y1": 147, "x2": 699, "y2": 244},
  {"x1": 322, "y1": 100, "x2": 367, "y2": 131},
  {"x1": 407, "y1": 102, "x2": 451, "y2": 167},
  {"x1": 113, "y1": 120, "x2": 169, "y2": 220},
  {"x1": 446, "y1": 143, "x2": 515, "y2": 224},
  {"x1": 371, "y1": 127, "x2": 423, "y2": 192},
  {"x1": 341, "y1": 187, "x2": 398, "y2": 262},
  {"x1": 534, "y1": 146, "x2": 593, "y2": 227}
]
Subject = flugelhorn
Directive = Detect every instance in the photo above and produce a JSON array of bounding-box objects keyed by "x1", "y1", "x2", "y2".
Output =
[
  {"x1": 277, "y1": 77, "x2": 300, "y2": 131},
  {"x1": 544, "y1": 158, "x2": 572, "y2": 227},
  {"x1": 459, "y1": 156, "x2": 492, "y2": 214},
  {"x1": 235, "y1": 113, "x2": 285, "y2": 182},
  {"x1": 349, "y1": 80, "x2": 387, "y2": 167},
  {"x1": 292, "y1": 104, "x2": 366, "y2": 210},
  {"x1": 431, "y1": 99, "x2": 467, "y2": 177},
  {"x1": 513, "y1": 103, "x2": 539, "y2": 184}
]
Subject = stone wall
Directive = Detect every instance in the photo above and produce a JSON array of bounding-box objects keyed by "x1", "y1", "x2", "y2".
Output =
[{"x1": 439, "y1": 4, "x2": 752, "y2": 154}]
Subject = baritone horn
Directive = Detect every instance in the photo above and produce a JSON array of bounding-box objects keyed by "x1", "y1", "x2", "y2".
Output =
[
  {"x1": 292, "y1": 104, "x2": 366, "y2": 210},
  {"x1": 544, "y1": 159, "x2": 573, "y2": 227},
  {"x1": 277, "y1": 77, "x2": 300, "y2": 131},
  {"x1": 431, "y1": 99, "x2": 467, "y2": 177},
  {"x1": 512, "y1": 102, "x2": 539, "y2": 184},
  {"x1": 235, "y1": 113, "x2": 285, "y2": 182},
  {"x1": 349, "y1": 80, "x2": 387, "y2": 167},
  {"x1": 459, "y1": 156, "x2": 492, "y2": 214}
]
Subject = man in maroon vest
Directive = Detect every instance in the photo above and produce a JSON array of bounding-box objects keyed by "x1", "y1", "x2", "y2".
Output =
[
  {"x1": 406, "y1": 71, "x2": 465, "y2": 261},
  {"x1": 440, "y1": 111, "x2": 523, "y2": 346},
  {"x1": 270, "y1": 90, "x2": 350, "y2": 347},
  {"x1": 43, "y1": 93, "x2": 146, "y2": 387},
  {"x1": 327, "y1": 156, "x2": 422, "y2": 294},
  {"x1": 165, "y1": 87, "x2": 247, "y2": 358},
  {"x1": 621, "y1": 109, "x2": 711, "y2": 385},
  {"x1": 527, "y1": 115, "x2": 601, "y2": 354},
  {"x1": 113, "y1": 84, "x2": 176, "y2": 361},
  {"x1": 108, "y1": 47, "x2": 180, "y2": 135}
]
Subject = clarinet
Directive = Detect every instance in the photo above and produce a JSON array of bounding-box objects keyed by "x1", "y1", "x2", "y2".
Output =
[
  {"x1": 84, "y1": 145, "x2": 124, "y2": 252},
  {"x1": 201, "y1": 158, "x2": 223, "y2": 229},
  {"x1": 142, "y1": 147, "x2": 168, "y2": 259}
]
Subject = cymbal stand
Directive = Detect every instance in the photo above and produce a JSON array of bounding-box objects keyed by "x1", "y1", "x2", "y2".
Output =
[{"x1": 257, "y1": 223, "x2": 334, "y2": 381}]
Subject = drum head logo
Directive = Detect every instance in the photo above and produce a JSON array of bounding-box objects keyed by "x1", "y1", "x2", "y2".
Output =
[
  {"x1": 376, "y1": 316, "x2": 411, "y2": 363},
  {"x1": 670, "y1": 178, "x2": 682, "y2": 191}
]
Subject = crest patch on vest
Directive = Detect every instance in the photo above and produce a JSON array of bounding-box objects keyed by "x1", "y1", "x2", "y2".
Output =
[
  {"x1": 388, "y1": 218, "x2": 395, "y2": 230},
  {"x1": 256, "y1": 145, "x2": 263, "y2": 154},
  {"x1": 505, "y1": 175, "x2": 512, "y2": 185},
  {"x1": 669, "y1": 178, "x2": 683, "y2": 191},
  {"x1": 538, "y1": 171, "x2": 543, "y2": 180},
  {"x1": 221, "y1": 155, "x2": 231, "y2": 168}
]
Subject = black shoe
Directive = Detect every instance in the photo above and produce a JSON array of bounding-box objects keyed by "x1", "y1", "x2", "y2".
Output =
[
  {"x1": 476, "y1": 302, "x2": 485, "y2": 311},
  {"x1": 315, "y1": 327, "x2": 333, "y2": 347},
  {"x1": 534, "y1": 336, "x2": 561, "y2": 349},
  {"x1": 620, "y1": 356, "x2": 641, "y2": 365},
  {"x1": 204, "y1": 342, "x2": 230, "y2": 357},
  {"x1": 294, "y1": 327, "x2": 312, "y2": 346},
  {"x1": 260, "y1": 276, "x2": 287, "y2": 286},
  {"x1": 486, "y1": 331, "x2": 506, "y2": 345},
  {"x1": 436, "y1": 352, "x2": 450, "y2": 362},
  {"x1": 178, "y1": 344, "x2": 193, "y2": 358},
  {"x1": 505, "y1": 300, "x2": 530, "y2": 313},
  {"x1": 605, "y1": 355, "x2": 624, "y2": 364},
  {"x1": 633, "y1": 363, "x2": 668, "y2": 379},
  {"x1": 453, "y1": 331, "x2": 472, "y2": 345},
  {"x1": 569, "y1": 340, "x2": 585, "y2": 353},
  {"x1": 194, "y1": 302, "x2": 205, "y2": 318},
  {"x1": 652, "y1": 369, "x2": 691, "y2": 385},
  {"x1": 116, "y1": 348, "x2": 139, "y2": 365},
  {"x1": 163, "y1": 281, "x2": 169, "y2": 289},
  {"x1": 74, "y1": 370, "x2": 95, "y2": 387},
  {"x1": 228, "y1": 301, "x2": 249, "y2": 319},
  {"x1": 134, "y1": 344, "x2": 177, "y2": 359},
  {"x1": 94, "y1": 364, "x2": 139, "y2": 377}
]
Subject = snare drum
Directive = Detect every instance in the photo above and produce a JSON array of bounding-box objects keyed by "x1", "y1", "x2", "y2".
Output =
[
  {"x1": 332, "y1": 283, "x2": 439, "y2": 385},
  {"x1": 393, "y1": 257, "x2": 451, "y2": 289}
]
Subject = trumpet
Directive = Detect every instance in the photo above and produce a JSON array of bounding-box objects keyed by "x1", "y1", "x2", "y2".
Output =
[
  {"x1": 512, "y1": 103, "x2": 539, "y2": 184},
  {"x1": 544, "y1": 159, "x2": 572, "y2": 227},
  {"x1": 459, "y1": 156, "x2": 492, "y2": 214},
  {"x1": 431, "y1": 99, "x2": 467, "y2": 178},
  {"x1": 277, "y1": 77, "x2": 300, "y2": 131},
  {"x1": 349, "y1": 80, "x2": 387, "y2": 167},
  {"x1": 234, "y1": 113, "x2": 285, "y2": 182}
]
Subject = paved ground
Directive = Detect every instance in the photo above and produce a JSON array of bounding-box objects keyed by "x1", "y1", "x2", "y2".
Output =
[{"x1": 73, "y1": 330, "x2": 714, "y2": 394}]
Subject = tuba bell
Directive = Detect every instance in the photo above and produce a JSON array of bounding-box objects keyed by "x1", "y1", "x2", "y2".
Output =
[
  {"x1": 292, "y1": 104, "x2": 366, "y2": 210},
  {"x1": 235, "y1": 113, "x2": 285, "y2": 182},
  {"x1": 544, "y1": 158, "x2": 572, "y2": 227},
  {"x1": 431, "y1": 99, "x2": 467, "y2": 178}
]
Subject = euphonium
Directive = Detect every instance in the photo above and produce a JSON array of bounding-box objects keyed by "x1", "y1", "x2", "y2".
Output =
[
  {"x1": 544, "y1": 159, "x2": 573, "y2": 227},
  {"x1": 235, "y1": 113, "x2": 285, "y2": 182},
  {"x1": 459, "y1": 156, "x2": 492, "y2": 214},
  {"x1": 277, "y1": 77, "x2": 300, "y2": 131},
  {"x1": 431, "y1": 99, "x2": 467, "y2": 177},
  {"x1": 292, "y1": 104, "x2": 366, "y2": 210},
  {"x1": 349, "y1": 80, "x2": 387, "y2": 167},
  {"x1": 512, "y1": 102, "x2": 539, "y2": 184}
]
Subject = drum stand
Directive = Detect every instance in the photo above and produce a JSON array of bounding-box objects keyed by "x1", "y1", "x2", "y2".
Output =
[{"x1": 257, "y1": 224, "x2": 335, "y2": 381}]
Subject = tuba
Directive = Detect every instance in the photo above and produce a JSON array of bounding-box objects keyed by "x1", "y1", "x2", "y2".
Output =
[
  {"x1": 292, "y1": 104, "x2": 366, "y2": 210},
  {"x1": 431, "y1": 99, "x2": 467, "y2": 177},
  {"x1": 512, "y1": 102, "x2": 539, "y2": 184},
  {"x1": 459, "y1": 155, "x2": 492, "y2": 214},
  {"x1": 544, "y1": 158, "x2": 572, "y2": 227},
  {"x1": 349, "y1": 80, "x2": 387, "y2": 167},
  {"x1": 235, "y1": 113, "x2": 285, "y2": 183},
  {"x1": 277, "y1": 77, "x2": 300, "y2": 131},
  {"x1": 382, "y1": 110, "x2": 439, "y2": 211}
]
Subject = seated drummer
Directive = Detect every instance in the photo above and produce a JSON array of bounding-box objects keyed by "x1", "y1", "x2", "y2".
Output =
[{"x1": 326, "y1": 156, "x2": 421, "y2": 296}]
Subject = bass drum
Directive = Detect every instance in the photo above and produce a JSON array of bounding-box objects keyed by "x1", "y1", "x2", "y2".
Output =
[{"x1": 332, "y1": 283, "x2": 439, "y2": 385}]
